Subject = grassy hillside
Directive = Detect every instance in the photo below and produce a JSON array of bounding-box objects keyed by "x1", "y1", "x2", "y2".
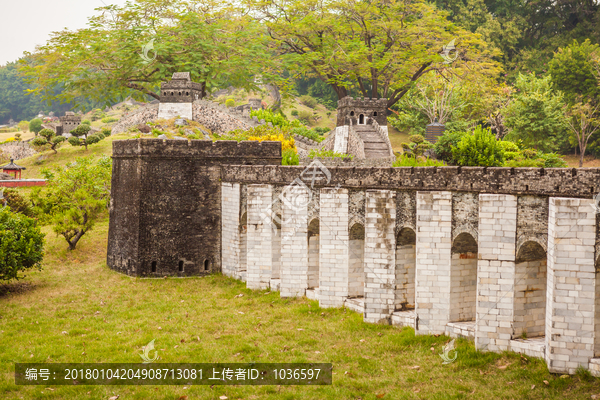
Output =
[{"x1": 16, "y1": 133, "x2": 130, "y2": 180}]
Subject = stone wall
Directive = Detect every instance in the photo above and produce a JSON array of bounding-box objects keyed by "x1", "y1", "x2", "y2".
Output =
[
  {"x1": 107, "y1": 139, "x2": 281, "y2": 278},
  {"x1": 109, "y1": 139, "x2": 600, "y2": 376},
  {"x1": 222, "y1": 165, "x2": 600, "y2": 199}
]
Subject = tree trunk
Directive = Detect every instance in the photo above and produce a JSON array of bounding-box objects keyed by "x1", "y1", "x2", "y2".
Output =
[
  {"x1": 66, "y1": 230, "x2": 86, "y2": 251},
  {"x1": 266, "y1": 84, "x2": 282, "y2": 110},
  {"x1": 579, "y1": 144, "x2": 584, "y2": 167}
]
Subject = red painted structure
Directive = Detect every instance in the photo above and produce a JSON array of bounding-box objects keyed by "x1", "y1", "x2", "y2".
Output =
[
  {"x1": 1, "y1": 159, "x2": 26, "y2": 179},
  {"x1": 0, "y1": 180, "x2": 46, "y2": 188}
]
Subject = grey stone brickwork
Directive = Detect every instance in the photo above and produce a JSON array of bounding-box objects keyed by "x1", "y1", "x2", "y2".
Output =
[
  {"x1": 336, "y1": 97, "x2": 388, "y2": 127},
  {"x1": 107, "y1": 139, "x2": 281, "y2": 278}
]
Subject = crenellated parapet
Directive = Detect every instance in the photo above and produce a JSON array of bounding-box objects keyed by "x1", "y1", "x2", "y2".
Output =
[
  {"x1": 336, "y1": 96, "x2": 388, "y2": 127},
  {"x1": 221, "y1": 165, "x2": 599, "y2": 198},
  {"x1": 112, "y1": 138, "x2": 281, "y2": 163}
]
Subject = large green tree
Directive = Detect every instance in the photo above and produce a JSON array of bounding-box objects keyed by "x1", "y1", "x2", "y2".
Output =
[
  {"x1": 504, "y1": 73, "x2": 569, "y2": 152},
  {"x1": 0, "y1": 62, "x2": 72, "y2": 124},
  {"x1": 254, "y1": 0, "x2": 500, "y2": 108},
  {"x1": 20, "y1": 0, "x2": 285, "y2": 108},
  {"x1": 549, "y1": 39, "x2": 600, "y2": 105},
  {"x1": 435, "y1": 0, "x2": 600, "y2": 76},
  {"x1": 32, "y1": 156, "x2": 112, "y2": 250}
]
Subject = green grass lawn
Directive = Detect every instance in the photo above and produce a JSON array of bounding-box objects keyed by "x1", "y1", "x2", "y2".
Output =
[
  {"x1": 1, "y1": 217, "x2": 600, "y2": 399},
  {"x1": 15, "y1": 133, "x2": 130, "y2": 180}
]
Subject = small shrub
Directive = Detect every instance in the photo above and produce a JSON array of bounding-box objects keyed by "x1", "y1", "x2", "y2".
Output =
[
  {"x1": 504, "y1": 158, "x2": 545, "y2": 167},
  {"x1": 414, "y1": 142, "x2": 432, "y2": 156},
  {"x1": 297, "y1": 110, "x2": 313, "y2": 124},
  {"x1": 452, "y1": 126, "x2": 504, "y2": 167},
  {"x1": 498, "y1": 140, "x2": 520, "y2": 153},
  {"x1": 434, "y1": 131, "x2": 468, "y2": 164},
  {"x1": 91, "y1": 109, "x2": 106, "y2": 121},
  {"x1": 291, "y1": 109, "x2": 299, "y2": 116},
  {"x1": 101, "y1": 117, "x2": 118, "y2": 124},
  {"x1": 225, "y1": 98, "x2": 236, "y2": 108},
  {"x1": 291, "y1": 127, "x2": 325, "y2": 143},
  {"x1": 393, "y1": 155, "x2": 445, "y2": 167},
  {"x1": 14, "y1": 133, "x2": 22, "y2": 141},
  {"x1": 522, "y1": 149, "x2": 538, "y2": 159},
  {"x1": 409, "y1": 134, "x2": 424, "y2": 144},
  {"x1": 2, "y1": 189, "x2": 34, "y2": 217},
  {"x1": 308, "y1": 149, "x2": 353, "y2": 160},
  {"x1": 299, "y1": 95, "x2": 318, "y2": 109},
  {"x1": 29, "y1": 118, "x2": 43, "y2": 134},
  {"x1": 538, "y1": 152, "x2": 567, "y2": 168},
  {"x1": 503, "y1": 151, "x2": 521, "y2": 161},
  {"x1": 81, "y1": 119, "x2": 91, "y2": 125},
  {"x1": 282, "y1": 148, "x2": 299, "y2": 165},
  {"x1": 250, "y1": 109, "x2": 301, "y2": 129},
  {"x1": 0, "y1": 207, "x2": 44, "y2": 282},
  {"x1": 18, "y1": 121, "x2": 29, "y2": 132},
  {"x1": 32, "y1": 128, "x2": 66, "y2": 154},
  {"x1": 101, "y1": 127, "x2": 112, "y2": 137}
]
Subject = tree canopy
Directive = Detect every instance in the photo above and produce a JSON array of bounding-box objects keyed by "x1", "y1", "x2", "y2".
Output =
[
  {"x1": 254, "y1": 0, "x2": 501, "y2": 107},
  {"x1": 19, "y1": 0, "x2": 287, "y2": 108}
]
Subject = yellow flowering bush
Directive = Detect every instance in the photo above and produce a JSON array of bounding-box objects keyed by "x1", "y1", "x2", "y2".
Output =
[
  {"x1": 221, "y1": 125, "x2": 297, "y2": 153},
  {"x1": 247, "y1": 133, "x2": 295, "y2": 152}
]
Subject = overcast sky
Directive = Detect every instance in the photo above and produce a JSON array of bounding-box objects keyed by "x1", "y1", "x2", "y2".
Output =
[{"x1": 0, "y1": 0, "x2": 128, "y2": 66}]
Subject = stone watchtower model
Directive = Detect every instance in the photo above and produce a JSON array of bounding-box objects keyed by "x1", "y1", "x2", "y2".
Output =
[
  {"x1": 332, "y1": 97, "x2": 394, "y2": 159},
  {"x1": 107, "y1": 139, "x2": 281, "y2": 277},
  {"x1": 58, "y1": 112, "x2": 82, "y2": 135},
  {"x1": 158, "y1": 72, "x2": 204, "y2": 120}
]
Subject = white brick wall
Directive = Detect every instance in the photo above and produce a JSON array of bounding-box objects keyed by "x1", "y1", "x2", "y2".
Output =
[
  {"x1": 364, "y1": 190, "x2": 396, "y2": 323},
  {"x1": 272, "y1": 228, "x2": 281, "y2": 280},
  {"x1": 246, "y1": 184, "x2": 273, "y2": 290},
  {"x1": 348, "y1": 239, "x2": 365, "y2": 297},
  {"x1": 280, "y1": 185, "x2": 309, "y2": 297},
  {"x1": 415, "y1": 191, "x2": 452, "y2": 334},
  {"x1": 514, "y1": 259, "x2": 547, "y2": 338},
  {"x1": 221, "y1": 183, "x2": 240, "y2": 278},
  {"x1": 450, "y1": 252, "x2": 477, "y2": 322},
  {"x1": 546, "y1": 197, "x2": 596, "y2": 374},
  {"x1": 395, "y1": 244, "x2": 416, "y2": 310},
  {"x1": 308, "y1": 235, "x2": 320, "y2": 289},
  {"x1": 319, "y1": 188, "x2": 350, "y2": 308},
  {"x1": 475, "y1": 194, "x2": 517, "y2": 352}
]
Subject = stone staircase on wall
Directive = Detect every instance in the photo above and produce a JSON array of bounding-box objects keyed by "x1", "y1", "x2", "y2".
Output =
[{"x1": 353, "y1": 125, "x2": 392, "y2": 159}]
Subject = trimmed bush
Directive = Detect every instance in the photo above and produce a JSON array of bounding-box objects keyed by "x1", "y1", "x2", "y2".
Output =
[
  {"x1": 299, "y1": 95, "x2": 318, "y2": 109},
  {"x1": 433, "y1": 131, "x2": 467, "y2": 164},
  {"x1": 0, "y1": 207, "x2": 45, "y2": 282},
  {"x1": 393, "y1": 155, "x2": 445, "y2": 167},
  {"x1": 101, "y1": 117, "x2": 118, "y2": 124},
  {"x1": 2, "y1": 189, "x2": 34, "y2": 217},
  {"x1": 452, "y1": 126, "x2": 504, "y2": 167},
  {"x1": 225, "y1": 98, "x2": 235, "y2": 107},
  {"x1": 291, "y1": 109, "x2": 299, "y2": 116},
  {"x1": 282, "y1": 149, "x2": 299, "y2": 165},
  {"x1": 297, "y1": 110, "x2": 313, "y2": 124},
  {"x1": 29, "y1": 118, "x2": 43, "y2": 134}
]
